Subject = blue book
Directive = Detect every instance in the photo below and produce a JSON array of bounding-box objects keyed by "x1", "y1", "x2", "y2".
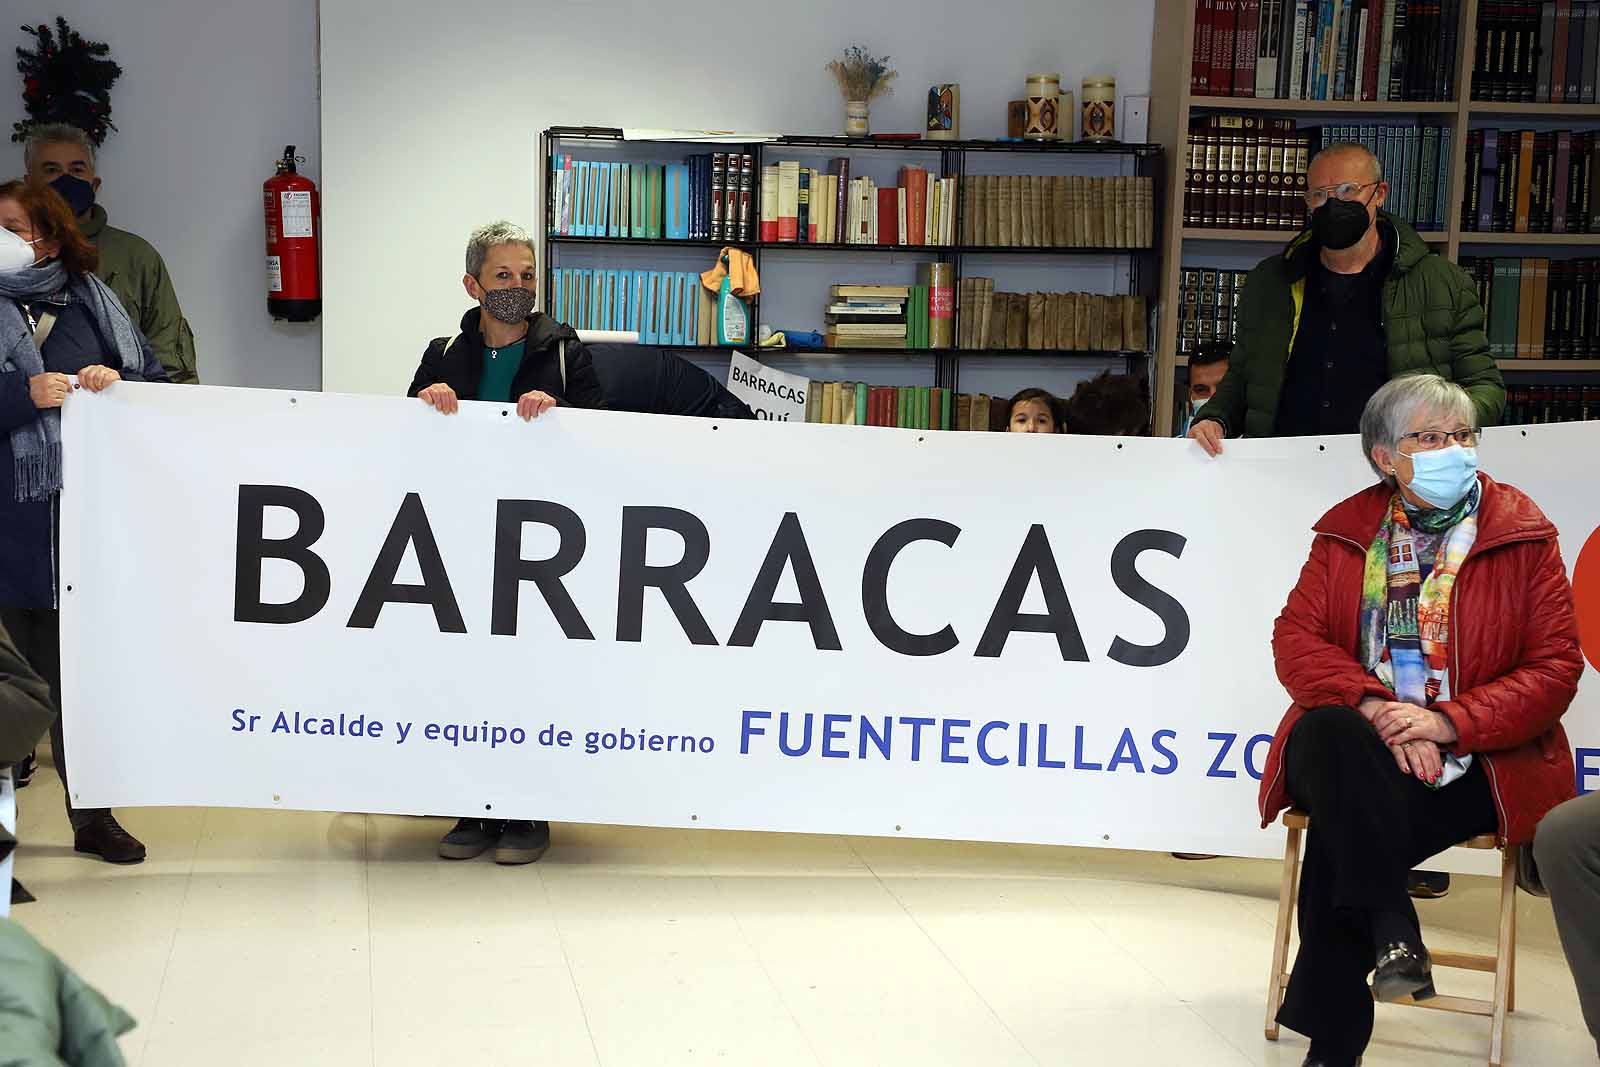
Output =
[
  {"x1": 613, "y1": 269, "x2": 626, "y2": 328},
  {"x1": 665, "y1": 164, "x2": 689, "y2": 239},
  {"x1": 600, "y1": 163, "x2": 614, "y2": 238},
  {"x1": 1317, "y1": 1, "x2": 1334, "y2": 101},
  {"x1": 1434, "y1": 126, "x2": 1451, "y2": 231},
  {"x1": 572, "y1": 161, "x2": 588, "y2": 236},
  {"x1": 551, "y1": 269, "x2": 563, "y2": 324},
  {"x1": 627, "y1": 270, "x2": 643, "y2": 331},
  {"x1": 673, "y1": 273, "x2": 690, "y2": 346},
  {"x1": 640, "y1": 272, "x2": 657, "y2": 344},
  {"x1": 686, "y1": 273, "x2": 699, "y2": 345},
  {"x1": 685, "y1": 156, "x2": 699, "y2": 240},
  {"x1": 588, "y1": 269, "x2": 604, "y2": 331}
]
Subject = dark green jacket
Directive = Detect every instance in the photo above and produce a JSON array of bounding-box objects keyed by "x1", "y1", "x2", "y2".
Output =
[
  {"x1": 0, "y1": 622, "x2": 52, "y2": 768},
  {"x1": 80, "y1": 205, "x2": 199, "y2": 384},
  {"x1": 1195, "y1": 213, "x2": 1504, "y2": 437}
]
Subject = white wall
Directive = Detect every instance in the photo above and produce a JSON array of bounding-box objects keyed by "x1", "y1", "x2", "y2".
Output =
[
  {"x1": 321, "y1": 0, "x2": 1156, "y2": 397},
  {"x1": 0, "y1": 2, "x2": 321, "y2": 391}
]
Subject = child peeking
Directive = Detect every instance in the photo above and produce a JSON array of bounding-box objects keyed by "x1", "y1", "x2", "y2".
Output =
[{"x1": 1006, "y1": 388, "x2": 1062, "y2": 433}]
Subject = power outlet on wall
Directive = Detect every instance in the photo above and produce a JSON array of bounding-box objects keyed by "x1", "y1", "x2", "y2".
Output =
[{"x1": 1123, "y1": 95, "x2": 1149, "y2": 143}]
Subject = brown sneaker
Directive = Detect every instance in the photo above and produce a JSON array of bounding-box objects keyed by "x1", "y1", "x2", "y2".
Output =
[{"x1": 73, "y1": 813, "x2": 146, "y2": 864}]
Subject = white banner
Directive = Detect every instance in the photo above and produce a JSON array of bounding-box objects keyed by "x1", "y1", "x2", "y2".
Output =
[
  {"x1": 58, "y1": 385, "x2": 1600, "y2": 861},
  {"x1": 726, "y1": 352, "x2": 808, "y2": 423}
]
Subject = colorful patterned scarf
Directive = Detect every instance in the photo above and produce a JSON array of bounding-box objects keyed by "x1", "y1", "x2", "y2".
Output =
[{"x1": 1358, "y1": 485, "x2": 1480, "y2": 786}]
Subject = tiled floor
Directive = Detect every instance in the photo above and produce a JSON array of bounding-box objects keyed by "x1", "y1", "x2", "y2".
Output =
[{"x1": 10, "y1": 759, "x2": 1597, "y2": 1067}]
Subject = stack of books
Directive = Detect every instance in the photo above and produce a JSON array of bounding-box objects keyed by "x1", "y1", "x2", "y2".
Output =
[
  {"x1": 958, "y1": 176, "x2": 1153, "y2": 248},
  {"x1": 825, "y1": 285, "x2": 912, "y2": 348},
  {"x1": 1308, "y1": 124, "x2": 1453, "y2": 232},
  {"x1": 1184, "y1": 115, "x2": 1310, "y2": 231},
  {"x1": 549, "y1": 152, "x2": 755, "y2": 242},
  {"x1": 1461, "y1": 131, "x2": 1600, "y2": 234},
  {"x1": 1460, "y1": 256, "x2": 1599, "y2": 360},
  {"x1": 1505, "y1": 385, "x2": 1600, "y2": 424},
  {"x1": 956, "y1": 280, "x2": 1149, "y2": 352},
  {"x1": 551, "y1": 268, "x2": 714, "y2": 346},
  {"x1": 1178, "y1": 267, "x2": 1251, "y2": 354},
  {"x1": 1472, "y1": 2, "x2": 1600, "y2": 103},
  {"x1": 760, "y1": 160, "x2": 958, "y2": 245},
  {"x1": 1191, "y1": 0, "x2": 1462, "y2": 102},
  {"x1": 805, "y1": 383, "x2": 1002, "y2": 429}
]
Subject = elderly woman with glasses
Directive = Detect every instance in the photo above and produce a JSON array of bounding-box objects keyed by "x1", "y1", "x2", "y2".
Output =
[{"x1": 1256, "y1": 375, "x2": 1582, "y2": 1067}]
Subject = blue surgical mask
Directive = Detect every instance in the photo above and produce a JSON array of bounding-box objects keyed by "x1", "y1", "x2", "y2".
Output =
[{"x1": 1405, "y1": 444, "x2": 1479, "y2": 509}]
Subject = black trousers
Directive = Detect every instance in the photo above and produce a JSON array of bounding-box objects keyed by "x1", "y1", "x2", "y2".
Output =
[
  {"x1": 1278, "y1": 705, "x2": 1497, "y2": 1054},
  {"x1": 0, "y1": 605, "x2": 106, "y2": 828}
]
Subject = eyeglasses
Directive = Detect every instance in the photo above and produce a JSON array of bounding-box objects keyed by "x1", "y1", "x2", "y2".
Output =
[
  {"x1": 1303, "y1": 180, "x2": 1380, "y2": 209},
  {"x1": 1399, "y1": 428, "x2": 1478, "y2": 451}
]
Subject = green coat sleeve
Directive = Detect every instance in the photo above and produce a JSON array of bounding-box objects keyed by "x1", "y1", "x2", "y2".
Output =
[
  {"x1": 137, "y1": 253, "x2": 199, "y2": 385},
  {"x1": 1444, "y1": 263, "x2": 1504, "y2": 427},
  {"x1": 1191, "y1": 277, "x2": 1260, "y2": 437},
  {"x1": 0, "y1": 623, "x2": 54, "y2": 766}
]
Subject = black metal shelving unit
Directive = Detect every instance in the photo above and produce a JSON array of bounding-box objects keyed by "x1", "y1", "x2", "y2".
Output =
[{"x1": 540, "y1": 126, "x2": 1164, "y2": 396}]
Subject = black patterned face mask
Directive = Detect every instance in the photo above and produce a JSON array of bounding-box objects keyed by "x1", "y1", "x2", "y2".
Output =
[{"x1": 482, "y1": 286, "x2": 535, "y2": 324}]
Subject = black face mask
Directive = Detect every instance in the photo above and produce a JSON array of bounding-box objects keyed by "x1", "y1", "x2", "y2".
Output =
[
  {"x1": 1310, "y1": 195, "x2": 1372, "y2": 251},
  {"x1": 49, "y1": 174, "x2": 95, "y2": 217}
]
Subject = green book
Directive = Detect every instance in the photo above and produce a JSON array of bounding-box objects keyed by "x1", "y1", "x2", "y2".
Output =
[
  {"x1": 1490, "y1": 258, "x2": 1519, "y2": 360},
  {"x1": 916, "y1": 286, "x2": 928, "y2": 349},
  {"x1": 940, "y1": 387, "x2": 951, "y2": 430},
  {"x1": 917, "y1": 386, "x2": 928, "y2": 429},
  {"x1": 855, "y1": 382, "x2": 868, "y2": 425},
  {"x1": 897, "y1": 386, "x2": 909, "y2": 428}
]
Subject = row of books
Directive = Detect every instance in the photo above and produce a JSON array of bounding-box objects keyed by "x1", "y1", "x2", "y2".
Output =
[
  {"x1": 805, "y1": 383, "x2": 1007, "y2": 430},
  {"x1": 1177, "y1": 268, "x2": 1251, "y2": 354},
  {"x1": 822, "y1": 275, "x2": 955, "y2": 350},
  {"x1": 549, "y1": 153, "x2": 755, "y2": 242},
  {"x1": 1308, "y1": 124, "x2": 1456, "y2": 232},
  {"x1": 955, "y1": 280, "x2": 1150, "y2": 352},
  {"x1": 1191, "y1": 0, "x2": 1460, "y2": 102},
  {"x1": 550, "y1": 268, "x2": 714, "y2": 347},
  {"x1": 759, "y1": 160, "x2": 958, "y2": 246},
  {"x1": 1472, "y1": 1, "x2": 1600, "y2": 103},
  {"x1": 957, "y1": 175, "x2": 1154, "y2": 249},
  {"x1": 1460, "y1": 256, "x2": 1599, "y2": 359},
  {"x1": 1505, "y1": 385, "x2": 1600, "y2": 424},
  {"x1": 1183, "y1": 117, "x2": 1310, "y2": 230},
  {"x1": 1462, "y1": 130, "x2": 1600, "y2": 234}
]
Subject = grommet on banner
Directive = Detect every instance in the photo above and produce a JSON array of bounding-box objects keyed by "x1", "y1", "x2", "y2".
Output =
[
  {"x1": 484, "y1": 803, "x2": 493, "y2": 811},
  {"x1": 272, "y1": 794, "x2": 281, "y2": 802},
  {"x1": 894, "y1": 824, "x2": 902, "y2": 832},
  {"x1": 1116, "y1": 443, "x2": 1124, "y2": 450},
  {"x1": 1318, "y1": 444, "x2": 1326, "y2": 453},
  {"x1": 712, "y1": 425, "x2": 719, "y2": 431},
  {"x1": 690, "y1": 814, "x2": 698, "y2": 821},
  {"x1": 289, "y1": 397, "x2": 297, "y2": 405}
]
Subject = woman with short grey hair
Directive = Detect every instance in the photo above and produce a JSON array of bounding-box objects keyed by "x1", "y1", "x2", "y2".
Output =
[
  {"x1": 406, "y1": 221, "x2": 605, "y2": 866},
  {"x1": 1256, "y1": 374, "x2": 1583, "y2": 1066}
]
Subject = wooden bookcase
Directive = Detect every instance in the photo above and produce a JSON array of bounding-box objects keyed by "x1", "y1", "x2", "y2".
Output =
[
  {"x1": 541, "y1": 127, "x2": 1164, "y2": 403},
  {"x1": 1149, "y1": 0, "x2": 1600, "y2": 435}
]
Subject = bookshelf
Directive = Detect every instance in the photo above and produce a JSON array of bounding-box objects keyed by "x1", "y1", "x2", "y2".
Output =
[
  {"x1": 1150, "y1": 0, "x2": 1600, "y2": 435},
  {"x1": 540, "y1": 126, "x2": 1164, "y2": 403}
]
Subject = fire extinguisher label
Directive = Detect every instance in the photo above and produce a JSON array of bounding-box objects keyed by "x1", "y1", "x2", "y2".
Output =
[
  {"x1": 279, "y1": 190, "x2": 314, "y2": 239},
  {"x1": 267, "y1": 255, "x2": 283, "y2": 293}
]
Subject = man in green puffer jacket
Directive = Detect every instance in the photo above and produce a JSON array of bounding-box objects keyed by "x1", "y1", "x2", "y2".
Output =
[
  {"x1": 24, "y1": 124, "x2": 199, "y2": 384},
  {"x1": 1188, "y1": 142, "x2": 1503, "y2": 454}
]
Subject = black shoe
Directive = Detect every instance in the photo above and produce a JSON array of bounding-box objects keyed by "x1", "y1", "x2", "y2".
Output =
[
  {"x1": 494, "y1": 820, "x2": 550, "y2": 865},
  {"x1": 73, "y1": 813, "x2": 146, "y2": 864},
  {"x1": 13, "y1": 751, "x2": 33, "y2": 787},
  {"x1": 1301, "y1": 1056, "x2": 1361, "y2": 1066},
  {"x1": 1372, "y1": 941, "x2": 1435, "y2": 1003},
  {"x1": 437, "y1": 817, "x2": 499, "y2": 860},
  {"x1": 1407, "y1": 869, "x2": 1450, "y2": 899}
]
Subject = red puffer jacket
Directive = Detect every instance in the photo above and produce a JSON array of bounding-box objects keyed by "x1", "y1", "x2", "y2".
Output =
[{"x1": 1258, "y1": 473, "x2": 1583, "y2": 845}]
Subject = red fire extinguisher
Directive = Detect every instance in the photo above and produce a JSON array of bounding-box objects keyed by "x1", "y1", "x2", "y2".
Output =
[{"x1": 263, "y1": 146, "x2": 321, "y2": 322}]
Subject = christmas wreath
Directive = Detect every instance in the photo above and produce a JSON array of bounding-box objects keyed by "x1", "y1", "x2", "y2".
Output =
[{"x1": 11, "y1": 17, "x2": 122, "y2": 146}]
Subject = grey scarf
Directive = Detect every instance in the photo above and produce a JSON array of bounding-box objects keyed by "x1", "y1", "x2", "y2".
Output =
[{"x1": 0, "y1": 262, "x2": 146, "y2": 501}]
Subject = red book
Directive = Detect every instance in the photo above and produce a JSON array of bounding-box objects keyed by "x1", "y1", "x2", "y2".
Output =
[
  {"x1": 900, "y1": 166, "x2": 927, "y2": 246},
  {"x1": 1233, "y1": 0, "x2": 1260, "y2": 98},
  {"x1": 1211, "y1": 0, "x2": 1238, "y2": 96},
  {"x1": 877, "y1": 187, "x2": 899, "y2": 244},
  {"x1": 1194, "y1": 0, "x2": 1216, "y2": 95},
  {"x1": 1361, "y1": 0, "x2": 1386, "y2": 102}
]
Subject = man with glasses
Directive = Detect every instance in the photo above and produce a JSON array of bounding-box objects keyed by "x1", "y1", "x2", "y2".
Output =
[
  {"x1": 1187, "y1": 142, "x2": 1502, "y2": 453},
  {"x1": 1191, "y1": 143, "x2": 1504, "y2": 901}
]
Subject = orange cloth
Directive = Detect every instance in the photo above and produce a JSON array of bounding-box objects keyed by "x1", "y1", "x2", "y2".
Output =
[{"x1": 699, "y1": 247, "x2": 761, "y2": 297}]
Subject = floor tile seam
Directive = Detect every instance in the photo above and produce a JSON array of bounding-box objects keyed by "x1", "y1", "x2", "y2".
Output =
[
  {"x1": 140, "y1": 804, "x2": 207, "y2": 1051},
  {"x1": 848, "y1": 837, "x2": 1044, "y2": 1067},
  {"x1": 365, "y1": 813, "x2": 378, "y2": 1067},
  {"x1": 535, "y1": 861, "x2": 604, "y2": 1067},
  {"x1": 704, "y1": 856, "x2": 828, "y2": 1066}
]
